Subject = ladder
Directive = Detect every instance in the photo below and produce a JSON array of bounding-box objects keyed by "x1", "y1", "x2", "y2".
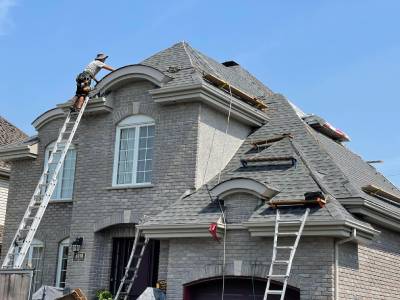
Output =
[
  {"x1": 2, "y1": 97, "x2": 90, "y2": 269},
  {"x1": 263, "y1": 208, "x2": 310, "y2": 300},
  {"x1": 114, "y1": 226, "x2": 149, "y2": 300}
]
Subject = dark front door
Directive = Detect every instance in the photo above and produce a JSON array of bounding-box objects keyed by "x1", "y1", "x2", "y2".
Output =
[
  {"x1": 110, "y1": 237, "x2": 160, "y2": 299},
  {"x1": 185, "y1": 276, "x2": 300, "y2": 300}
]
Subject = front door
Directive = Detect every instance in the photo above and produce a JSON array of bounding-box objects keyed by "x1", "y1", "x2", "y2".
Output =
[{"x1": 109, "y1": 237, "x2": 159, "y2": 299}]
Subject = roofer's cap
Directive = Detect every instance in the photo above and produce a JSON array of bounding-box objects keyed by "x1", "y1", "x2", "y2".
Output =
[{"x1": 95, "y1": 53, "x2": 108, "y2": 61}]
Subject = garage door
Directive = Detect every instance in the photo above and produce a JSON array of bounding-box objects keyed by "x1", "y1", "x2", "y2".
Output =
[{"x1": 184, "y1": 276, "x2": 300, "y2": 300}]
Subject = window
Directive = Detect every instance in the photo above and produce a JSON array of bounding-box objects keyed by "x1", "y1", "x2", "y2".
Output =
[
  {"x1": 15, "y1": 239, "x2": 44, "y2": 291},
  {"x1": 113, "y1": 115, "x2": 155, "y2": 186},
  {"x1": 56, "y1": 238, "x2": 69, "y2": 288},
  {"x1": 45, "y1": 142, "x2": 77, "y2": 200}
]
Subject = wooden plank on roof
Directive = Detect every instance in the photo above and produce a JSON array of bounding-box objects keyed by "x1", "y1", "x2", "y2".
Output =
[
  {"x1": 203, "y1": 73, "x2": 267, "y2": 110},
  {"x1": 251, "y1": 134, "x2": 293, "y2": 147},
  {"x1": 269, "y1": 198, "x2": 326, "y2": 208},
  {"x1": 362, "y1": 184, "x2": 400, "y2": 203}
]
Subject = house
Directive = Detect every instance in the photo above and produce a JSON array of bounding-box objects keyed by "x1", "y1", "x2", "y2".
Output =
[
  {"x1": 1, "y1": 42, "x2": 400, "y2": 299},
  {"x1": 0, "y1": 117, "x2": 27, "y2": 254}
]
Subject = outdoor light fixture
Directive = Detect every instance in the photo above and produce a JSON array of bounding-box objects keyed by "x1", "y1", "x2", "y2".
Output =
[{"x1": 71, "y1": 237, "x2": 83, "y2": 254}]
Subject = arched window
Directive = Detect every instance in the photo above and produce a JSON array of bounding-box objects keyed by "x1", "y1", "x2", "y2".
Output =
[
  {"x1": 56, "y1": 238, "x2": 69, "y2": 288},
  {"x1": 113, "y1": 115, "x2": 155, "y2": 186},
  {"x1": 45, "y1": 142, "x2": 77, "y2": 200}
]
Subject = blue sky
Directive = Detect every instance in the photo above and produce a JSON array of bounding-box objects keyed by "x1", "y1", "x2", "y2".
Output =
[{"x1": 0, "y1": 0, "x2": 399, "y2": 186}]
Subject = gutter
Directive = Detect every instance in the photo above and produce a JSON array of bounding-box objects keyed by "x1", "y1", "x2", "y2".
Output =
[{"x1": 334, "y1": 228, "x2": 357, "y2": 300}]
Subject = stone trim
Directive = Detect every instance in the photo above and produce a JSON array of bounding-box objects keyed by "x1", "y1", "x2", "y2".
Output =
[
  {"x1": 95, "y1": 64, "x2": 172, "y2": 93},
  {"x1": 150, "y1": 83, "x2": 268, "y2": 127},
  {"x1": 210, "y1": 177, "x2": 279, "y2": 199},
  {"x1": 183, "y1": 261, "x2": 270, "y2": 285},
  {"x1": 93, "y1": 210, "x2": 142, "y2": 232},
  {"x1": 32, "y1": 108, "x2": 64, "y2": 130},
  {"x1": 0, "y1": 167, "x2": 10, "y2": 178},
  {"x1": 0, "y1": 142, "x2": 38, "y2": 161}
]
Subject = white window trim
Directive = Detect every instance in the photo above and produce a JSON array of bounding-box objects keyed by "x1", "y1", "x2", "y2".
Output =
[
  {"x1": 112, "y1": 115, "x2": 155, "y2": 187},
  {"x1": 44, "y1": 142, "x2": 76, "y2": 201},
  {"x1": 56, "y1": 238, "x2": 69, "y2": 288}
]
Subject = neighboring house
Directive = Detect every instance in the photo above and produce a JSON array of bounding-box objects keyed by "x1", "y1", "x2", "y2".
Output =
[
  {"x1": 1, "y1": 42, "x2": 400, "y2": 299},
  {"x1": 0, "y1": 117, "x2": 27, "y2": 254}
]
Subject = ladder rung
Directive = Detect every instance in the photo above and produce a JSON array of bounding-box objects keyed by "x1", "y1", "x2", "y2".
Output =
[
  {"x1": 125, "y1": 267, "x2": 138, "y2": 271},
  {"x1": 266, "y1": 290, "x2": 283, "y2": 295},
  {"x1": 273, "y1": 260, "x2": 289, "y2": 264},
  {"x1": 276, "y1": 246, "x2": 294, "y2": 250},
  {"x1": 278, "y1": 232, "x2": 298, "y2": 236},
  {"x1": 268, "y1": 274, "x2": 288, "y2": 278},
  {"x1": 279, "y1": 219, "x2": 302, "y2": 224}
]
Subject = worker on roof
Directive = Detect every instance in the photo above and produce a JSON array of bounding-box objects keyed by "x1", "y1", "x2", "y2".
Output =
[{"x1": 71, "y1": 53, "x2": 115, "y2": 112}]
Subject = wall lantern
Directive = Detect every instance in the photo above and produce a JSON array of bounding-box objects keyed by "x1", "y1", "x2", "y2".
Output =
[{"x1": 71, "y1": 237, "x2": 83, "y2": 254}]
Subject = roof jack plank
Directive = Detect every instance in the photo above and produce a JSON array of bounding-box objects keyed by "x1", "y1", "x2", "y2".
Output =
[
  {"x1": 250, "y1": 133, "x2": 293, "y2": 148},
  {"x1": 203, "y1": 73, "x2": 268, "y2": 111},
  {"x1": 362, "y1": 184, "x2": 400, "y2": 203}
]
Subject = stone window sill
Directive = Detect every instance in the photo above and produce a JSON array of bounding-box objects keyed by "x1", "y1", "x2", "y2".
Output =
[{"x1": 106, "y1": 184, "x2": 154, "y2": 190}]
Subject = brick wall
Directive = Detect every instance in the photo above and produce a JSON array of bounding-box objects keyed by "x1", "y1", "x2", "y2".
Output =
[
  {"x1": 166, "y1": 232, "x2": 335, "y2": 300},
  {"x1": 338, "y1": 226, "x2": 400, "y2": 299},
  {"x1": 65, "y1": 81, "x2": 203, "y2": 296},
  {"x1": 2, "y1": 116, "x2": 73, "y2": 287}
]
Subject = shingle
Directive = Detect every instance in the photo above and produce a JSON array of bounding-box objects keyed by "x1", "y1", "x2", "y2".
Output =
[
  {"x1": 137, "y1": 42, "x2": 399, "y2": 228},
  {"x1": 0, "y1": 116, "x2": 27, "y2": 170}
]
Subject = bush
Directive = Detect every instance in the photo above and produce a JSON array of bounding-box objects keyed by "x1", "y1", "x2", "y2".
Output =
[{"x1": 96, "y1": 290, "x2": 113, "y2": 300}]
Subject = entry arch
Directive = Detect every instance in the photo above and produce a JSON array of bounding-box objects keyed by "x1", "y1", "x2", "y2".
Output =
[{"x1": 183, "y1": 276, "x2": 300, "y2": 300}]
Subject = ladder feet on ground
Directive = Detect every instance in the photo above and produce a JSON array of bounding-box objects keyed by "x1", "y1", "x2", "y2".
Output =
[
  {"x1": 2, "y1": 96, "x2": 90, "y2": 269},
  {"x1": 113, "y1": 228, "x2": 149, "y2": 300},
  {"x1": 263, "y1": 208, "x2": 310, "y2": 300}
]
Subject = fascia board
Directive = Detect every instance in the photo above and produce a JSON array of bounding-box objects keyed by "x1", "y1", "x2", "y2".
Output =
[
  {"x1": 340, "y1": 197, "x2": 400, "y2": 232},
  {"x1": 244, "y1": 220, "x2": 377, "y2": 240},
  {"x1": 139, "y1": 223, "x2": 224, "y2": 239},
  {"x1": 138, "y1": 219, "x2": 378, "y2": 241},
  {"x1": 150, "y1": 83, "x2": 268, "y2": 127}
]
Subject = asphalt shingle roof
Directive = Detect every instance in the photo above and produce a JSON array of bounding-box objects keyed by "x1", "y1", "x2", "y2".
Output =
[
  {"x1": 0, "y1": 116, "x2": 27, "y2": 170},
  {"x1": 139, "y1": 42, "x2": 400, "y2": 228}
]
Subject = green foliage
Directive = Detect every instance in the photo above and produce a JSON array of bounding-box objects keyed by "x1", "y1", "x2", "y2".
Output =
[{"x1": 96, "y1": 290, "x2": 113, "y2": 300}]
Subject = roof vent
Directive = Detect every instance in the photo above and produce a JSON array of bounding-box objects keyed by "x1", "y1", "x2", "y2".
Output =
[{"x1": 222, "y1": 61, "x2": 239, "y2": 67}]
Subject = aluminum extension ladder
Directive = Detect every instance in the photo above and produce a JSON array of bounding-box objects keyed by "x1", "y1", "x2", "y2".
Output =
[
  {"x1": 2, "y1": 97, "x2": 90, "y2": 269},
  {"x1": 114, "y1": 226, "x2": 149, "y2": 300},
  {"x1": 263, "y1": 208, "x2": 310, "y2": 300}
]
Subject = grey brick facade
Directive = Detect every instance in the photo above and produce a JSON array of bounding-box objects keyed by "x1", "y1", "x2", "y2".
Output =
[{"x1": 1, "y1": 42, "x2": 400, "y2": 300}]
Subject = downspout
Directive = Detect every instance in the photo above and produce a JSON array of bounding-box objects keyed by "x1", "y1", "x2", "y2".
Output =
[{"x1": 334, "y1": 228, "x2": 357, "y2": 300}]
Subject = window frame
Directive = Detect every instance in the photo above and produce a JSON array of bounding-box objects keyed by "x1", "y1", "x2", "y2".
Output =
[
  {"x1": 44, "y1": 142, "x2": 76, "y2": 201},
  {"x1": 56, "y1": 238, "x2": 69, "y2": 288},
  {"x1": 112, "y1": 115, "x2": 155, "y2": 187}
]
